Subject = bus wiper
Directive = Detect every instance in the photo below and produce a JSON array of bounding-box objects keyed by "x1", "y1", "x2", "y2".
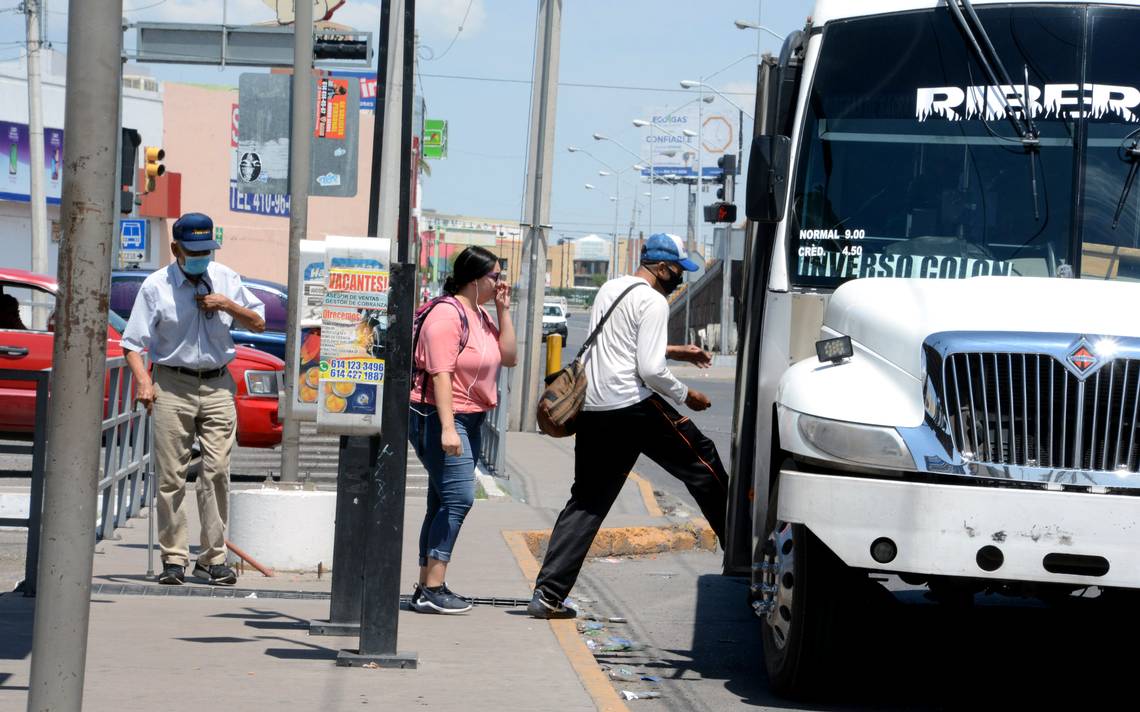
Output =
[
  {"x1": 1112, "y1": 135, "x2": 1140, "y2": 229},
  {"x1": 946, "y1": 0, "x2": 1041, "y2": 219}
]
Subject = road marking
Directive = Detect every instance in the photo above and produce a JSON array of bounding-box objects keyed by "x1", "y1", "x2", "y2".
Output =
[
  {"x1": 627, "y1": 472, "x2": 664, "y2": 518},
  {"x1": 502, "y1": 529, "x2": 631, "y2": 712}
]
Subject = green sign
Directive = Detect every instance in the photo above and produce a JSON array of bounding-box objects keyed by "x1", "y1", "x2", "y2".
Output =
[
  {"x1": 424, "y1": 119, "x2": 447, "y2": 159},
  {"x1": 215, "y1": 227, "x2": 224, "y2": 246}
]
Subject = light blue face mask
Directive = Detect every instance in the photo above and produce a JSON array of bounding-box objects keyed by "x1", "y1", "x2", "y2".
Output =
[{"x1": 182, "y1": 253, "x2": 212, "y2": 276}]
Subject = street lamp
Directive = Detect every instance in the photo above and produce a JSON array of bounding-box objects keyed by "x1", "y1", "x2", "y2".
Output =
[
  {"x1": 733, "y1": 19, "x2": 785, "y2": 41},
  {"x1": 573, "y1": 146, "x2": 642, "y2": 279},
  {"x1": 629, "y1": 121, "x2": 696, "y2": 235}
]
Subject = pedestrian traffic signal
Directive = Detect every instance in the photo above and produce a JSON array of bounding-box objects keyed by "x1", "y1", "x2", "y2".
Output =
[
  {"x1": 703, "y1": 202, "x2": 737, "y2": 223},
  {"x1": 120, "y1": 128, "x2": 141, "y2": 214},
  {"x1": 144, "y1": 146, "x2": 165, "y2": 192}
]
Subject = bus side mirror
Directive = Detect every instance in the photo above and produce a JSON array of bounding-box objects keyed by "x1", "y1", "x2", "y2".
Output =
[{"x1": 746, "y1": 134, "x2": 791, "y2": 223}]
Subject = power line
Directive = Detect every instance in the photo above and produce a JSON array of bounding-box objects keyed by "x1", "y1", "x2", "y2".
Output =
[
  {"x1": 124, "y1": 0, "x2": 170, "y2": 12},
  {"x1": 418, "y1": 72, "x2": 755, "y2": 96},
  {"x1": 424, "y1": 0, "x2": 474, "y2": 62}
]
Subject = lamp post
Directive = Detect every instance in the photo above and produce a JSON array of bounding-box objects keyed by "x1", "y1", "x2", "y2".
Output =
[
  {"x1": 631, "y1": 119, "x2": 696, "y2": 236},
  {"x1": 681, "y1": 79, "x2": 754, "y2": 171},
  {"x1": 592, "y1": 132, "x2": 648, "y2": 263},
  {"x1": 571, "y1": 144, "x2": 642, "y2": 278}
]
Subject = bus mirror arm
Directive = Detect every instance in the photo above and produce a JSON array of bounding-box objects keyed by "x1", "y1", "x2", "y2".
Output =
[{"x1": 746, "y1": 134, "x2": 791, "y2": 225}]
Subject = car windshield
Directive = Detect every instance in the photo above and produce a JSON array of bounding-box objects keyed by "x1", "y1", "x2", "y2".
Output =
[
  {"x1": 543, "y1": 305, "x2": 562, "y2": 317},
  {"x1": 790, "y1": 5, "x2": 1140, "y2": 288}
]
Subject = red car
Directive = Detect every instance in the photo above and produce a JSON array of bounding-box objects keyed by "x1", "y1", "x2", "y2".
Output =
[{"x1": 0, "y1": 268, "x2": 284, "y2": 448}]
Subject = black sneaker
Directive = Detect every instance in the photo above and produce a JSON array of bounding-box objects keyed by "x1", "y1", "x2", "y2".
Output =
[
  {"x1": 158, "y1": 563, "x2": 185, "y2": 585},
  {"x1": 527, "y1": 590, "x2": 576, "y2": 619},
  {"x1": 192, "y1": 561, "x2": 237, "y2": 586},
  {"x1": 414, "y1": 584, "x2": 472, "y2": 614},
  {"x1": 442, "y1": 583, "x2": 472, "y2": 604},
  {"x1": 410, "y1": 584, "x2": 431, "y2": 613}
]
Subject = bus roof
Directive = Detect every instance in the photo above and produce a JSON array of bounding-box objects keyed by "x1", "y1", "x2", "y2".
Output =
[{"x1": 811, "y1": 0, "x2": 1140, "y2": 27}]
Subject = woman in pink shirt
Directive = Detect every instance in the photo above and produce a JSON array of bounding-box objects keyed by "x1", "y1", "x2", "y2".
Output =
[{"x1": 409, "y1": 246, "x2": 517, "y2": 614}]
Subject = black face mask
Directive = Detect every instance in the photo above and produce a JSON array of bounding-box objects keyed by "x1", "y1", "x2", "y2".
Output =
[{"x1": 657, "y1": 266, "x2": 684, "y2": 295}]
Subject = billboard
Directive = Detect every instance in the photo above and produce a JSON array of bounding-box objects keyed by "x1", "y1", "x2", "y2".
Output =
[
  {"x1": 638, "y1": 102, "x2": 738, "y2": 179},
  {"x1": 0, "y1": 121, "x2": 64, "y2": 205}
]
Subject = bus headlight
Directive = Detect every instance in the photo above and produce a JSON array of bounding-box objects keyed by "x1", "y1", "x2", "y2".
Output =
[{"x1": 797, "y1": 413, "x2": 915, "y2": 470}]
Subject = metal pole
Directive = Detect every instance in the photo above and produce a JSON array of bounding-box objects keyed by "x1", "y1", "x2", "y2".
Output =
[
  {"x1": 647, "y1": 126, "x2": 653, "y2": 237},
  {"x1": 337, "y1": 0, "x2": 417, "y2": 667},
  {"x1": 26, "y1": 0, "x2": 48, "y2": 327},
  {"x1": 684, "y1": 182, "x2": 695, "y2": 344},
  {"x1": 515, "y1": 0, "x2": 562, "y2": 433},
  {"x1": 27, "y1": 1, "x2": 122, "y2": 709},
  {"x1": 313, "y1": 0, "x2": 395, "y2": 639},
  {"x1": 611, "y1": 177, "x2": 620, "y2": 277},
  {"x1": 278, "y1": 0, "x2": 314, "y2": 483}
]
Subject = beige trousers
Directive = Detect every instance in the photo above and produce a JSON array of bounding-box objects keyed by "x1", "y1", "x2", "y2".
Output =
[{"x1": 152, "y1": 365, "x2": 236, "y2": 567}]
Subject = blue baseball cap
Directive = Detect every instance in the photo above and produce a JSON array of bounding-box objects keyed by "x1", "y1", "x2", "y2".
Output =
[
  {"x1": 172, "y1": 212, "x2": 220, "y2": 251},
  {"x1": 641, "y1": 233, "x2": 699, "y2": 272}
]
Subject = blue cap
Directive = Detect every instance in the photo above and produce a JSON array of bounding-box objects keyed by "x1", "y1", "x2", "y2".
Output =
[
  {"x1": 641, "y1": 233, "x2": 699, "y2": 272},
  {"x1": 172, "y1": 212, "x2": 220, "y2": 251}
]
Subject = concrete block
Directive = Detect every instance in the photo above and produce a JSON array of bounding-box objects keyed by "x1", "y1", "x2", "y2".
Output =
[{"x1": 227, "y1": 487, "x2": 336, "y2": 572}]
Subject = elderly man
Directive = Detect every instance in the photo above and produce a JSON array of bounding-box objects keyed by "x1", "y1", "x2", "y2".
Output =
[{"x1": 121, "y1": 213, "x2": 265, "y2": 586}]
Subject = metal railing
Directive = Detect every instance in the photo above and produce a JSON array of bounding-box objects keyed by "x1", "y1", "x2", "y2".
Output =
[
  {"x1": 0, "y1": 356, "x2": 153, "y2": 596},
  {"x1": 479, "y1": 367, "x2": 510, "y2": 477}
]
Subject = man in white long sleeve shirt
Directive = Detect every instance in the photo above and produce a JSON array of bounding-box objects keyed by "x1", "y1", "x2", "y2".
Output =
[{"x1": 529, "y1": 234, "x2": 729, "y2": 619}]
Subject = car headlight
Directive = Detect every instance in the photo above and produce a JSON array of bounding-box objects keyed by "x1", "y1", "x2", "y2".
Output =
[
  {"x1": 245, "y1": 370, "x2": 280, "y2": 397},
  {"x1": 797, "y1": 413, "x2": 915, "y2": 470}
]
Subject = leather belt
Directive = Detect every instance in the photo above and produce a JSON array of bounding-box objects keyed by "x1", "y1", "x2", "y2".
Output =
[{"x1": 163, "y1": 364, "x2": 228, "y2": 379}]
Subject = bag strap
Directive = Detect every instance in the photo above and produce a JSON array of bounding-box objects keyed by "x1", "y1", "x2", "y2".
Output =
[
  {"x1": 412, "y1": 296, "x2": 469, "y2": 403},
  {"x1": 574, "y1": 281, "x2": 645, "y2": 362}
]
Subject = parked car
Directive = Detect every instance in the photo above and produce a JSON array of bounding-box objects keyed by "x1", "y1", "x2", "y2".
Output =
[
  {"x1": 111, "y1": 269, "x2": 289, "y2": 360},
  {"x1": 542, "y1": 302, "x2": 569, "y2": 346},
  {"x1": 0, "y1": 268, "x2": 284, "y2": 448}
]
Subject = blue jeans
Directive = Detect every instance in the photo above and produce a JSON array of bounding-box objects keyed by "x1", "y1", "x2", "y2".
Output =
[{"x1": 409, "y1": 404, "x2": 485, "y2": 566}]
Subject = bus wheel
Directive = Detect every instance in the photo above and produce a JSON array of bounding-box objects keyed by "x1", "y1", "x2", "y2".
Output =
[{"x1": 758, "y1": 489, "x2": 848, "y2": 697}]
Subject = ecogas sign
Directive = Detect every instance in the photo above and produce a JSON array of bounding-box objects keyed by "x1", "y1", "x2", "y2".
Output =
[{"x1": 916, "y1": 83, "x2": 1140, "y2": 122}]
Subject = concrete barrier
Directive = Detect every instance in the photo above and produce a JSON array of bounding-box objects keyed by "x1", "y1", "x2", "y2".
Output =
[{"x1": 227, "y1": 487, "x2": 336, "y2": 572}]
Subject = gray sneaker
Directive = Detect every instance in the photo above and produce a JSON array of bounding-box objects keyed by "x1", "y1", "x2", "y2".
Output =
[
  {"x1": 414, "y1": 584, "x2": 472, "y2": 614},
  {"x1": 527, "y1": 590, "x2": 576, "y2": 619}
]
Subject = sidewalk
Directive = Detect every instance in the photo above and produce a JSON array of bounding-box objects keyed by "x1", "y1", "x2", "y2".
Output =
[{"x1": 0, "y1": 432, "x2": 702, "y2": 711}]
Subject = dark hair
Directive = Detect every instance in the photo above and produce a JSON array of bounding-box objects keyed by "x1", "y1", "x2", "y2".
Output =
[{"x1": 443, "y1": 246, "x2": 499, "y2": 295}]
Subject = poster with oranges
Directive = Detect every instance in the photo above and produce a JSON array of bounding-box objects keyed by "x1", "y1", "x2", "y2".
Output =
[{"x1": 316, "y1": 235, "x2": 391, "y2": 435}]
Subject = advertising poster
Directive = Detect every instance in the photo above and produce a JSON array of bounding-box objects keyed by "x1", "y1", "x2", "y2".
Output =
[
  {"x1": 314, "y1": 78, "x2": 349, "y2": 140},
  {"x1": 286, "y1": 240, "x2": 327, "y2": 421},
  {"x1": 317, "y1": 235, "x2": 391, "y2": 434},
  {"x1": 0, "y1": 121, "x2": 64, "y2": 204}
]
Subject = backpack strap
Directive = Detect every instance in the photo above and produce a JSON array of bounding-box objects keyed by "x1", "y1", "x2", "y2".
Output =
[
  {"x1": 574, "y1": 281, "x2": 645, "y2": 362},
  {"x1": 411, "y1": 296, "x2": 470, "y2": 403}
]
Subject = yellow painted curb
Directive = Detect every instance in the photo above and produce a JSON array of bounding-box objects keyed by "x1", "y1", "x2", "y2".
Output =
[
  {"x1": 517, "y1": 523, "x2": 716, "y2": 561},
  {"x1": 627, "y1": 472, "x2": 664, "y2": 518},
  {"x1": 502, "y1": 530, "x2": 631, "y2": 712}
]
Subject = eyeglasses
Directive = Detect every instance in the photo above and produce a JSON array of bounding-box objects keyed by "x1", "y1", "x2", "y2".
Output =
[
  {"x1": 486, "y1": 271, "x2": 503, "y2": 282},
  {"x1": 195, "y1": 280, "x2": 215, "y2": 320}
]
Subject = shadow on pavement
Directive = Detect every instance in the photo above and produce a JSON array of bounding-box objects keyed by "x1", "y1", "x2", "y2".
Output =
[{"x1": 689, "y1": 572, "x2": 1140, "y2": 710}]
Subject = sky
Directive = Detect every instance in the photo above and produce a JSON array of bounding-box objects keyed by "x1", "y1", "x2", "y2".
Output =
[{"x1": 0, "y1": 0, "x2": 817, "y2": 254}]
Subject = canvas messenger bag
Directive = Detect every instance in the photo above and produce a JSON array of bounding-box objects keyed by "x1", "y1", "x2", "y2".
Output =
[{"x1": 536, "y1": 282, "x2": 644, "y2": 438}]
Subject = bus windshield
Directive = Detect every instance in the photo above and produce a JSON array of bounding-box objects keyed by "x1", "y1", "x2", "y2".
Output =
[{"x1": 790, "y1": 5, "x2": 1140, "y2": 288}]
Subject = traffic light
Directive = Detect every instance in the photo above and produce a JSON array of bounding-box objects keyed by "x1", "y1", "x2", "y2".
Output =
[
  {"x1": 120, "y1": 128, "x2": 141, "y2": 214},
  {"x1": 313, "y1": 31, "x2": 371, "y2": 62},
  {"x1": 704, "y1": 153, "x2": 737, "y2": 223},
  {"x1": 144, "y1": 145, "x2": 165, "y2": 192},
  {"x1": 703, "y1": 202, "x2": 737, "y2": 223}
]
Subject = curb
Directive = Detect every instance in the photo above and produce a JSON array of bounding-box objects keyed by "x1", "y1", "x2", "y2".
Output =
[{"x1": 517, "y1": 521, "x2": 717, "y2": 561}]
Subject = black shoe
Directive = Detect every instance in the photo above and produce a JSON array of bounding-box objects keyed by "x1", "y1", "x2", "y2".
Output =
[
  {"x1": 413, "y1": 585, "x2": 472, "y2": 614},
  {"x1": 410, "y1": 584, "x2": 430, "y2": 613},
  {"x1": 193, "y1": 561, "x2": 237, "y2": 585},
  {"x1": 158, "y1": 563, "x2": 185, "y2": 585},
  {"x1": 442, "y1": 583, "x2": 472, "y2": 604},
  {"x1": 527, "y1": 590, "x2": 576, "y2": 619}
]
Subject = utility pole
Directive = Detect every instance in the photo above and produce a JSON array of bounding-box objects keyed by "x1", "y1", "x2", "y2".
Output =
[
  {"x1": 512, "y1": 0, "x2": 562, "y2": 433},
  {"x1": 279, "y1": 0, "x2": 314, "y2": 482},
  {"x1": 684, "y1": 181, "x2": 695, "y2": 342},
  {"x1": 25, "y1": 0, "x2": 48, "y2": 328},
  {"x1": 27, "y1": 1, "x2": 122, "y2": 709}
]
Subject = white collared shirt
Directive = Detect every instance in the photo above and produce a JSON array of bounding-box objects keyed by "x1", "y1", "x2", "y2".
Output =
[
  {"x1": 120, "y1": 261, "x2": 264, "y2": 370},
  {"x1": 582, "y1": 274, "x2": 688, "y2": 411}
]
